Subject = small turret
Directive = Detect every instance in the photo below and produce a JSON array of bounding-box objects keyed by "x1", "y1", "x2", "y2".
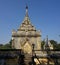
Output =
[
  {"x1": 44, "y1": 35, "x2": 50, "y2": 50},
  {"x1": 44, "y1": 35, "x2": 53, "y2": 50}
]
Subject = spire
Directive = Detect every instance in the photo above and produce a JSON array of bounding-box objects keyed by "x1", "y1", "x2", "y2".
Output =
[
  {"x1": 46, "y1": 35, "x2": 48, "y2": 45},
  {"x1": 22, "y1": 5, "x2": 31, "y2": 25},
  {"x1": 45, "y1": 35, "x2": 50, "y2": 50},
  {"x1": 18, "y1": 5, "x2": 36, "y2": 31},
  {"x1": 25, "y1": 5, "x2": 28, "y2": 17}
]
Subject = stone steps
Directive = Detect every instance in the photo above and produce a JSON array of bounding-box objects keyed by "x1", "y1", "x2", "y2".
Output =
[{"x1": 24, "y1": 54, "x2": 32, "y2": 65}]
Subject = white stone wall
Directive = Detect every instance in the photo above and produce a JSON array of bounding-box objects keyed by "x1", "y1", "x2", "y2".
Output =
[{"x1": 12, "y1": 27, "x2": 42, "y2": 55}]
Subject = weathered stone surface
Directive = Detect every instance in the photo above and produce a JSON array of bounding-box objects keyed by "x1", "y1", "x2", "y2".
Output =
[{"x1": 12, "y1": 6, "x2": 41, "y2": 55}]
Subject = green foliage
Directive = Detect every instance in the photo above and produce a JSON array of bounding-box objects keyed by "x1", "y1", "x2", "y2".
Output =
[
  {"x1": 0, "y1": 43, "x2": 11, "y2": 49},
  {"x1": 0, "y1": 39, "x2": 12, "y2": 49},
  {"x1": 41, "y1": 40, "x2": 60, "y2": 50},
  {"x1": 9, "y1": 39, "x2": 12, "y2": 46},
  {"x1": 41, "y1": 41, "x2": 45, "y2": 50},
  {"x1": 57, "y1": 43, "x2": 60, "y2": 49},
  {"x1": 50, "y1": 40, "x2": 58, "y2": 49}
]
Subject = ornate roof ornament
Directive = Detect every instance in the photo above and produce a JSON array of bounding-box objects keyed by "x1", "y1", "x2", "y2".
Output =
[{"x1": 26, "y1": 5, "x2": 28, "y2": 17}]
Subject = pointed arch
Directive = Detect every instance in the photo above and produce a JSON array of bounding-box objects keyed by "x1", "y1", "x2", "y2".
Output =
[{"x1": 21, "y1": 38, "x2": 33, "y2": 54}]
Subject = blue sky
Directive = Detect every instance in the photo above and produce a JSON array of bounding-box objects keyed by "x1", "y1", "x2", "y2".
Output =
[{"x1": 0, "y1": 0, "x2": 60, "y2": 44}]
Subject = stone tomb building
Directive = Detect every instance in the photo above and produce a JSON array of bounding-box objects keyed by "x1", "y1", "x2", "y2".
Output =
[
  {"x1": 11, "y1": 6, "x2": 54, "y2": 65},
  {"x1": 12, "y1": 6, "x2": 41, "y2": 55}
]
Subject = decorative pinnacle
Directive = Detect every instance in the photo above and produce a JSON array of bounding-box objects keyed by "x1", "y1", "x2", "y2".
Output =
[
  {"x1": 26, "y1": 5, "x2": 28, "y2": 9},
  {"x1": 46, "y1": 35, "x2": 48, "y2": 44},
  {"x1": 26, "y1": 5, "x2": 28, "y2": 17}
]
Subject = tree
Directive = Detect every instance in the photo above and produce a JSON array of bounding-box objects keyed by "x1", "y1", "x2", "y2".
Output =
[
  {"x1": 57, "y1": 44, "x2": 60, "y2": 49},
  {"x1": 50, "y1": 40, "x2": 58, "y2": 49},
  {"x1": 9, "y1": 39, "x2": 12, "y2": 48},
  {"x1": 0, "y1": 39, "x2": 12, "y2": 49},
  {"x1": 41, "y1": 40, "x2": 60, "y2": 50},
  {"x1": 41, "y1": 41, "x2": 45, "y2": 50}
]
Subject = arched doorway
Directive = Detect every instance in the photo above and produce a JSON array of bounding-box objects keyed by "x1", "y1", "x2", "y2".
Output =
[{"x1": 22, "y1": 41, "x2": 32, "y2": 54}]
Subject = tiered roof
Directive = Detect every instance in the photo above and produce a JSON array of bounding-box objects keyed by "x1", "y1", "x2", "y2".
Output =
[
  {"x1": 18, "y1": 6, "x2": 36, "y2": 31},
  {"x1": 12, "y1": 6, "x2": 41, "y2": 37}
]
